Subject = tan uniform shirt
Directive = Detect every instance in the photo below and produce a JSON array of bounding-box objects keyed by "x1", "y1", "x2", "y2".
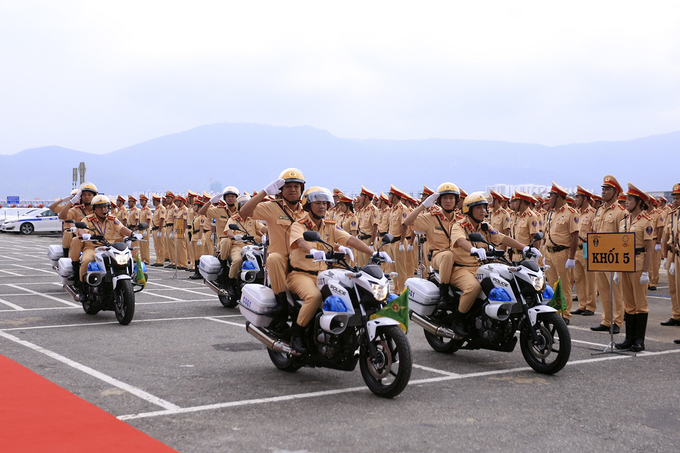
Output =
[
  {"x1": 116, "y1": 206, "x2": 128, "y2": 225},
  {"x1": 139, "y1": 206, "x2": 153, "y2": 229},
  {"x1": 593, "y1": 202, "x2": 627, "y2": 234},
  {"x1": 545, "y1": 205, "x2": 579, "y2": 248},
  {"x1": 206, "y1": 205, "x2": 237, "y2": 239},
  {"x1": 289, "y1": 216, "x2": 352, "y2": 273},
  {"x1": 388, "y1": 201, "x2": 409, "y2": 238},
  {"x1": 225, "y1": 214, "x2": 265, "y2": 243},
  {"x1": 126, "y1": 206, "x2": 140, "y2": 228},
  {"x1": 357, "y1": 204, "x2": 378, "y2": 239},
  {"x1": 66, "y1": 204, "x2": 93, "y2": 222},
  {"x1": 511, "y1": 208, "x2": 541, "y2": 246},
  {"x1": 83, "y1": 214, "x2": 125, "y2": 246},
  {"x1": 338, "y1": 212, "x2": 358, "y2": 235},
  {"x1": 577, "y1": 206, "x2": 597, "y2": 245},
  {"x1": 450, "y1": 218, "x2": 506, "y2": 267},
  {"x1": 620, "y1": 212, "x2": 654, "y2": 269},
  {"x1": 252, "y1": 200, "x2": 305, "y2": 256},
  {"x1": 413, "y1": 206, "x2": 454, "y2": 253},
  {"x1": 378, "y1": 206, "x2": 390, "y2": 234},
  {"x1": 153, "y1": 204, "x2": 166, "y2": 230},
  {"x1": 490, "y1": 206, "x2": 512, "y2": 233}
]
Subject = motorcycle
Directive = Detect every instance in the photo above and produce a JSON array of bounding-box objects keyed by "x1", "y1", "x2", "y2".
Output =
[
  {"x1": 405, "y1": 232, "x2": 571, "y2": 374},
  {"x1": 47, "y1": 222, "x2": 148, "y2": 325},
  {"x1": 238, "y1": 232, "x2": 412, "y2": 398},
  {"x1": 199, "y1": 224, "x2": 267, "y2": 308}
]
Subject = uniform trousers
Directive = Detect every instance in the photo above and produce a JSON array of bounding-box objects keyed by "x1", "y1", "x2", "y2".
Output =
[
  {"x1": 669, "y1": 251, "x2": 680, "y2": 321},
  {"x1": 62, "y1": 230, "x2": 74, "y2": 250},
  {"x1": 595, "y1": 271, "x2": 624, "y2": 327},
  {"x1": 388, "y1": 242, "x2": 408, "y2": 294},
  {"x1": 649, "y1": 248, "x2": 661, "y2": 286},
  {"x1": 69, "y1": 237, "x2": 83, "y2": 262},
  {"x1": 574, "y1": 247, "x2": 597, "y2": 312},
  {"x1": 165, "y1": 227, "x2": 176, "y2": 264},
  {"x1": 286, "y1": 271, "x2": 321, "y2": 327},
  {"x1": 190, "y1": 240, "x2": 202, "y2": 265},
  {"x1": 431, "y1": 250, "x2": 454, "y2": 285},
  {"x1": 449, "y1": 266, "x2": 481, "y2": 313},
  {"x1": 228, "y1": 244, "x2": 245, "y2": 279},
  {"x1": 355, "y1": 237, "x2": 372, "y2": 267},
  {"x1": 421, "y1": 239, "x2": 431, "y2": 276},
  {"x1": 218, "y1": 237, "x2": 231, "y2": 260},
  {"x1": 139, "y1": 229, "x2": 150, "y2": 264},
  {"x1": 621, "y1": 270, "x2": 649, "y2": 314},
  {"x1": 545, "y1": 248, "x2": 574, "y2": 319},
  {"x1": 176, "y1": 233, "x2": 188, "y2": 267},
  {"x1": 79, "y1": 247, "x2": 97, "y2": 281},
  {"x1": 153, "y1": 230, "x2": 166, "y2": 264},
  {"x1": 187, "y1": 235, "x2": 195, "y2": 269},
  {"x1": 266, "y1": 252, "x2": 289, "y2": 294}
]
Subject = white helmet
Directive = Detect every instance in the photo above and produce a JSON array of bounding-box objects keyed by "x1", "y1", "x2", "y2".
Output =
[{"x1": 222, "y1": 186, "x2": 239, "y2": 197}]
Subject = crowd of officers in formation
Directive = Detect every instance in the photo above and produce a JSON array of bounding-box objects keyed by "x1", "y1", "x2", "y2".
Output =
[{"x1": 47, "y1": 170, "x2": 680, "y2": 352}]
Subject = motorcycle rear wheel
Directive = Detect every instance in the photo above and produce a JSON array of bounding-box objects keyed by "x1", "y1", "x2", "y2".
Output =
[
  {"x1": 267, "y1": 349, "x2": 302, "y2": 372},
  {"x1": 218, "y1": 293, "x2": 238, "y2": 308},
  {"x1": 360, "y1": 325, "x2": 412, "y2": 398},
  {"x1": 519, "y1": 312, "x2": 571, "y2": 374},
  {"x1": 114, "y1": 279, "x2": 135, "y2": 325},
  {"x1": 423, "y1": 330, "x2": 462, "y2": 354}
]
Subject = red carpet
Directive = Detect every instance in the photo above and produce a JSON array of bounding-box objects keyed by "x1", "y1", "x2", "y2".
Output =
[{"x1": 0, "y1": 354, "x2": 178, "y2": 453}]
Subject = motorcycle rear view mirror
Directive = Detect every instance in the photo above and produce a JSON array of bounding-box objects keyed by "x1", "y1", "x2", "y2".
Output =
[
  {"x1": 137, "y1": 222, "x2": 148, "y2": 230},
  {"x1": 303, "y1": 231, "x2": 321, "y2": 242},
  {"x1": 468, "y1": 232, "x2": 486, "y2": 243},
  {"x1": 533, "y1": 232, "x2": 544, "y2": 242},
  {"x1": 229, "y1": 224, "x2": 241, "y2": 231},
  {"x1": 382, "y1": 234, "x2": 394, "y2": 245},
  {"x1": 74, "y1": 222, "x2": 87, "y2": 229}
]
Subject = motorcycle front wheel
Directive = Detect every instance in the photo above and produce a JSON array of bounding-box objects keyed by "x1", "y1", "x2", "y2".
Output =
[
  {"x1": 114, "y1": 279, "x2": 135, "y2": 325},
  {"x1": 519, "y1": 312, "x2": 571, "y2": 374},
  {"x1": 360, "y1": 325, "x2": 412, "y2": 398}
]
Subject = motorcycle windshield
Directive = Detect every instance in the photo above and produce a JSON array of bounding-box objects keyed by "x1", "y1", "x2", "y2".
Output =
[
  {"x1": 112, "y1": 242, "x2": 128, "y2": 251},
  {"x1": 361, "y1": 264, "x2": 384, "y2": 279}
]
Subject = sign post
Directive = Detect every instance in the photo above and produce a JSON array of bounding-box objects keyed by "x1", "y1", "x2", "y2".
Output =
[{"x1": 587, "y1": 232, "x2": 636, "y2": 354}]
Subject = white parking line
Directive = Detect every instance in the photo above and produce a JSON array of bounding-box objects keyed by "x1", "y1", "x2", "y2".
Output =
[
  {"x1": 146, "y1": 280, "x2": 217, "y2": 296},
  {"x1": 118, "y1": 348, "x2": 680, "y2": 421},
  {"x1": 0, "y1": 314, "x2": 242, "y2": 331},
  {"x1": 0, "y1": 297, "x2": 25, "y2": 310},
  {"x1": 0, "y1": 330, "x2": 181, "y2": 411},
  {"x1": 5, "y1": 284, "x2": 80, "y2": 307},
  {"x1": 205, "y1": 317, "x2": 245, "y2": 328},
  {"x1": 0, "y1": 254, "x2": 20, "y2": 261},
  {"x1": 0, "y1": 269, "x2": 24, "y2": 276},
  {"x1": 6, "y1": 264, "x2": 56, "y2": 274}
]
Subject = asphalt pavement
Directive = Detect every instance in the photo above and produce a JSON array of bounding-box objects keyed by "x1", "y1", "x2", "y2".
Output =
[{"x1": 1, "y1": 232, "x2": 679, "y2": 453}]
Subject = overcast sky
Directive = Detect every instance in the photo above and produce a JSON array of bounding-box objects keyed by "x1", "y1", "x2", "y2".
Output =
[{"x1": 2, "y1": 1, "x2": 679, "y2": 155}]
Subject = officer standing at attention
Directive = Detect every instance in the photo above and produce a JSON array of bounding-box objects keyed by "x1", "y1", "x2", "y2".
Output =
[
  {"x1": 164, "y1": 192, "x2": 178, "y2": 268},
  {"x1": 287, "y1": 186, "x2": 391, "y2": 352},
  {"x1": 646, "y1": 196, "x2": 664, "y2": 290},
  {"x1": 239, "y1": 168, "x2": 307, "y2": 315},
  {"x1": 173, "y1": 195, "x2": 189, "y2": 270},
  {"x1": 138, "y1": 194, "x2": 153, "y2": 265},
  {"x1": 448, "y1": 192, "x2": 540, "y2": 336},
  {"x1": 387, "y1": 185, "x2": 410, "y2": 293},
  {"x1": 571, "y1": 186, "x2": 597, "y2": 316},
  {"x1": 403, "y1": 183, "x2": 460, "y2": 308},
  {"x1": 489, "y1": 189, "x2": 512, "y2": 239},
  {"x1": 151, "y1": 194, "x2": 167, "y2": 266},
  {"x1": 614, "y1": 184, "x2": 654, "y2": 351},
  {"x1": 355, "y1": 186, "x2": 379, "y2": 267},
  {"x1": 508, "y1": 191, "x2": 541, "y2": 262},
  {"x1": 126, "y1": 195, "x2": 141, "y2": 259},
  {"x1": 590, "y1": 175, "x2": 627, "y2": 334},
  {"x1": 188, "y1": 197, "x2": 208, "y2": 279},
  {"x1": 543, "y1": 182, "x2": 579, "y2": 324}
]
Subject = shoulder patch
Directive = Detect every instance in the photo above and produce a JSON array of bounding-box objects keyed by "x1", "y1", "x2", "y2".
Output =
[{"x1": 645, "y1": 226, "x2": 653, "y2": 235}]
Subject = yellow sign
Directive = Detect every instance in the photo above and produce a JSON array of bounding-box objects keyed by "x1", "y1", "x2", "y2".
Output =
[
  {"x1": 587, "y1": 232, "x2": 636, "y2": 272},
  {"x1": 174, "y1": 218, "x2": 186, "y2": 239}
]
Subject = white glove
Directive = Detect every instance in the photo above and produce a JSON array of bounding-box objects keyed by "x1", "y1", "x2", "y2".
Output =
[
  {"x1": 197, "y1": 239, "x2": 202, "y2": 246},
  {"x1": 261, "y1": 234, "x2": 267, "y2": 244},
  {"x1": 264, "y1": 178, "x2": 286, "y2": 196},
  {"x1": 470, "y1": 247, "x2": 487, "y2": 260},
  {"x1": 157, "y1": 232, "x2": 161, "y2": 237},
  {"x1": 565, "y1": 259, "x2": 575, "y2": 269},
  {"x1": 523, "y1": 246, "x2": 543, "y2": 258},
  {"x1": 376, "y1": 251, "x2": 393, "y2": 263},
  {"x1": 169, "y1": 233, "x2": 174, "y2": 239},
  {"x1": 640, "y1": 272, "x2": 650, "y2": 285},
  {"x1": 82, "y1": 233, "x2": 91, "y2": 241},
  {"x1": 613, "y1": 272, "x2": 620, "y2": 284},
  {"x1": 70, "y1": 226, "x2": 77, "y2": 233},
  {"x1": 422, "y1": 192, "x2": 439, "y2": 208},
  {"x1": 407, "y1": 244, "x2": 413, "y2": 252},
  {"x1": 399, "y1": 243, "x2": 405, "y2": 252},
  {"x1": 663, "y1": 258, "x2": 667, "y2": 270},
  {"x1": 338, "y1": 246, "x2": 354, "y2": 262},
  {"x1": 211, "y1": 233, "x2": 216, "y2": 242},
  {"x1": 234, "y1": 234, "x2": 243, "y2": 242},
  {"x1": 210, "y1": 194, "x2": 221, "y2": 204},
  {"x1": 655, "y1": 244, "x2": 662, "y2": 252},
  {"x1": 670, "y1": 262, "x2": 676, "y2": 276},
  {"x1": 71, "y1": 189, "x2": 82, "y2": 204},
  {"x1": 310, "y1": 248, "x2": 326, "y2": 261},
  {"x1": 133, "y1": 233, "x2": 143, "y2": 240}
]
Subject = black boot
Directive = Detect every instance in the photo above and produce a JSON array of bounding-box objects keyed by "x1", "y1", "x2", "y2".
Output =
[
  {"x1": 631, "y1": 312, "x2": 648, "y2": 352},
  {"x1": 63, "y1": 247, "x2": 69, "y2": 258},
  {"x1": 451, "y1": 308, "x2": 470, "y2": 338},
  {"x1": 267, "y1": 292, "x2": 289, "y2": 318},
  {"x1": 290, "y1": 322, "x2": 308, "y2": 354},
  {"x1": 225, "y1": 278, "x2": 237, "y2": 296},
  {"x1": 189, "y1": 261, "x2": 202, "y2": 279},
  {"x1": 436, "y1": 283, "x2": 452, "y2": 310},
  {"x1": 71, "y1": 261, "x2": 81, "y2": 288},
  {"x1": 615, "y1": 313, "x2": 636, "y2": 350}
]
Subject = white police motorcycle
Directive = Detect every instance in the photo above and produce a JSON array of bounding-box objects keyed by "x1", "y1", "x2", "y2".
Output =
[
  {"x1": 238, "y1": 232, "x2": 412, "y2": 398},
  {"x1": 48, "y1": 222, "x2": 148, "y2": 325},
  {"x1": 406, "y1": 232, "x2": 571, "y2": 374}
]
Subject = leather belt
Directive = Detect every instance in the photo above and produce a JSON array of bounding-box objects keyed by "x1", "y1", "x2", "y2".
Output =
[
  {"x1": 379, "y1": 232, "x2": 387, "y2": 237},
  {"x1": 358, "y1": 233, "x2": 371, "y2": 240},
  {"x1": 392, "y1": 236, "x2": 401, "y2": 241},
  {"x1": 547, "y1": 245, "x2": 568, "y2": 253},
  {"x1": 291, "y1": 267, "x2": 318, "y2": 276},
  {"x1": 635, "y1": 247, "x2": 646, "y2": 255}
]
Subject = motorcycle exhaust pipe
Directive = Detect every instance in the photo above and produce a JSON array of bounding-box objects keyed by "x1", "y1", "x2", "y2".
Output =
[
  {"x1": 63, "y1": 284, "x2": 80, "y2": 302},
  {"x1": 409, "y1": 311, "x2": 456, "y2": 339},
  {"x1": 245, "y1": 322, "x2": 301, "y2": 356},
  {"x1": 203, "y1": 279, "x2": 230, "y2": 297}
]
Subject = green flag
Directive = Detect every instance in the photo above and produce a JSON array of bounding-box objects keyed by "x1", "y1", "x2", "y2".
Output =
[
  {"x1": 548, "y1": 279, "x2": 567, "y2": 314},
  {"x1": 135, "y1": 254, "x2": 146, "y2": 288},
  {"x1": 370, "y1": 289, "x2": 409, "y2": 333}
]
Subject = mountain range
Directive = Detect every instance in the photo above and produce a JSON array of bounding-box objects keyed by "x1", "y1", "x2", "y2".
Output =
[{"x1": 1, "y1": 123, "x2": 678, "y2": 200}]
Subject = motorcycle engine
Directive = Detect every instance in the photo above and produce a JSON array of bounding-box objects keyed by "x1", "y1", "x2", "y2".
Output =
[
  {"x1": 474, "y1": 314, "x2": 512, "y2": 344},
  {"x1": 315, "y1": 331, "x2": 342, "y2": 359}
]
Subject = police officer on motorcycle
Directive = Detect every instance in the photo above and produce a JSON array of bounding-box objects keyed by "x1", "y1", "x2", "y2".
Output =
[{"x1": 448, "y1": 192, "x2": 541, "y2": 336}]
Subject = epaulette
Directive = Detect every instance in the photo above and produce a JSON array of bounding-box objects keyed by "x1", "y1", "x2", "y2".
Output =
[
  {"x1": 84, "y1": 213, "x2": 96, "y2": 220},
  {"x1": 617, "y1": 204, "x2": 626, "y2": 210},
  {"x1": 231, "y1": 214, "x2": 243, "y2": 222},
  {"x1": 642, "y1": 213, "x2": 653, "y2": 221},
  {"x1": 298, "y1": 218, "x2": 314, "y2": 229},
  {"x1": 107, "y1": 215, "x2": 117, "y2": 220},
  {"x1": 325, "y1": 220, "x2": 337, "y2": 225},
  {"x1": 568, "y1": 207, "x2": 576, "y2": 213}
]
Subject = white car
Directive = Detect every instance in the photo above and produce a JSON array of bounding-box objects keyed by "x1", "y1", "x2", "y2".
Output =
[{"x1": 1, "y1": 208, "x2": 62, "y2": 235}]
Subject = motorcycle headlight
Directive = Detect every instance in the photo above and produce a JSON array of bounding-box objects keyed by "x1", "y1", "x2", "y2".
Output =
[
  {"x1": 371, "y1": 284, "x2": 389, "y2": 302},
  {"x1": 530, "y1": 275, "x2": 545, "y2": 292},
  {"x1": 115, "y1": 254, "x2": 130, "y2": 265}
]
